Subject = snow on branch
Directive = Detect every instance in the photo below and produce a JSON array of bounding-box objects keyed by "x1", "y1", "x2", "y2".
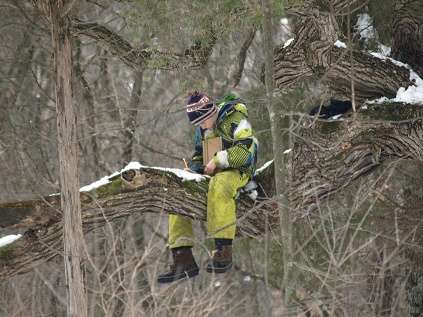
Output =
[{"x1": 0, "y1": 162, "x2": 276, "y2": 281}]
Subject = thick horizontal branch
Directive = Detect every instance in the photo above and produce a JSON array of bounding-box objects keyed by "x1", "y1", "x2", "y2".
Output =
[
  {"x1": 290, "y1": 102, "x2": 423, "y2": 215},
  {"x1": 0, "y1": 166, "x2": 276, "y2": 280},
  {"x1": 274, "y1": 40, "x2": 412, "y2": 102},
  {"x1": 276, "y1": 4, "x2": 412, "y2": 102},
  {"x1": 72, "y1": 20, "x2": 213, "y2": 70}
]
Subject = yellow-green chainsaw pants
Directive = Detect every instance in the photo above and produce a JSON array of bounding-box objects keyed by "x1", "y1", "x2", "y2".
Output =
[{"x1": 168, "y1": 170, "x2": 249, "y2": 248}]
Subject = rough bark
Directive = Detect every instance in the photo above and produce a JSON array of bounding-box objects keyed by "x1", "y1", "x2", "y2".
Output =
[
  {"x1": 392, "y1": 0, "x2": 423, "y2": 78},
  {"x1": 287, "y1": 103, "x2": 423, "y2": 315},
  {"x1": 72, "y1": 20, "x2": 214, "y2": 71},
  {"x1": 0, "y1": 165, "x2": 277, "y2": 280},
  {"x1": 48, "y1": 1, "x2": 88, "y2": 316},
  {"x1": 290, "y1": 103, "x2": 423, "y2": 216},
  {"x1": 275, "y1": 1, "x2": 412, "y2": 102}
]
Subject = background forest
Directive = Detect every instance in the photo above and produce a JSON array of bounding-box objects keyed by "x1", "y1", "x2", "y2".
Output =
[{"x1": 0, "y1": 0, "x2": 422, "y2": 316}]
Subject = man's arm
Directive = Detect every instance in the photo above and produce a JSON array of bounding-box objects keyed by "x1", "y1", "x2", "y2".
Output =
[
  {"x1": 188, "y1": 126, "x2": 204, "y2": 173},
  {"x1": 213, "y1": 118, "x2": 257, "y2": 170}
]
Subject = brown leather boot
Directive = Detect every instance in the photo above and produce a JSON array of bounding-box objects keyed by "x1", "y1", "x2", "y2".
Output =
[
  {"x1": 206, "y1": 245, "x2": 232, "y2": 273},
  {"x1": 157, "y1": 247, "x2": 199, "y2": 284}
]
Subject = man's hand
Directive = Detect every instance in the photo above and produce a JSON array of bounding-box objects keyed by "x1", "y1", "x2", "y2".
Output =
[{"x1": 204, "y1": 159, "x2": 217, "y2": 175}]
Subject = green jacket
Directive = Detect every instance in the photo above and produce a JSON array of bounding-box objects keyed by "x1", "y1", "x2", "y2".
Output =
[{"x1": 189, "y1": 99, "x2": 258, "y2": 177}]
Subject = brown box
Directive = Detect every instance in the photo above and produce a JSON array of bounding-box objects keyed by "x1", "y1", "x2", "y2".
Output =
[{"x1": 202, "y1": 137, "x2": 222, "y2": 166}]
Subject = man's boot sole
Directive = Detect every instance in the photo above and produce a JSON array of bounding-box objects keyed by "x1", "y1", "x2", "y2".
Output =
[
  {"x1": 206, "y1": 262, "x2": 232, "y2": 273},
  {"x1": 157, "y1": 267, "x2": 199, "y2": 284}
]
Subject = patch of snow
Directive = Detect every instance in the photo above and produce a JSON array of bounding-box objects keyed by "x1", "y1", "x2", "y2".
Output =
[
  {"x1": 153, "y1": 166, "x2": 207, "y2": 182},
  {"x1": 80, "y1": 161, "x2": 206, "y2": 192},
  {"x1": 240, "y1": 181, "x2": 258, "y2": 201},
  {"x1": 214, "y1": 281, "x2": 222, "y2": 287},
  {"x1": 370, "y1": 52, "x2": 386, "y2": 60},
  {"x1": 366, "y1": 56, "x2": 423, "y2": 105},
  {"x1": 330, "y1": 114, "x2": 343, "y2": 120},
  {"x1": 378, "y1": 44, "x2": 391, "y2": 57},
  {"x1": 120, "y1": 161, "x2": 143, "y2": 173},
  {"x1": 355, "y1": 13, "x2": 375, "y2": 41},
  {"x1": 283, "y1": 38, "x2": 294, "y2": 49},
  {"x1": 334, "y1": 40, "x2": 347, "y2": 49},
  {"x1": 370, "y1": 51, "x2": 408, "y2": 68},
  {"x1": 367, "y1": 96, "x2": 389, "y2": 105},
  {"x1": 280, "y1": 18, "x2": 289, "y2": 25},
  {"x1": 0, "y1": 234, "x2": 22, "y2": 248},
  {"x1": 244, "y1": 275, "x2": 252, "y2": 282},
  {"x1": 283, "y1": 148, "x2": 292, "y2": 154},
  {"x1": 80, "y1": 175, "x2": 111, "y2": 192},
  {"x1": 394, "y1": 70, "x2": 423, "y2": 105},
  {"x1": 255, "y1": 160, "x2": 274, "y2": 175},
  {"x1": 248, "y1": 190, "x2": 258, "y2": 201},
  {"x1": 243, "y1": 180, "x2": 258, "y2": 192}
]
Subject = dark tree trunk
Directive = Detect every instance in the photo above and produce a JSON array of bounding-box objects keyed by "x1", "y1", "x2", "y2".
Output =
[
  {"x1": 392, "y1": 0, "x2": 423, "y2": 78},
  {"x1": 274, "y1": 1, "x2": 412, "y2": 103},
  {"x1": 0, "y1": 31, "x2": 34, "y2": 199},
  {"x1": 74, "y1": 38, "x2": 101, "y2": 179}
]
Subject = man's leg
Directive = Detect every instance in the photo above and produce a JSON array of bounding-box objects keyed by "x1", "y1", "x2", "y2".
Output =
[
  {"x1": 168, "y1": 214, "x2": 194, "y2": 249},
  {"x1": 206, "y1": 170, "x2": 249, "y2": 273},
  {"x1": 157, "y1": 215, "x2": 198, "y2": 283}
]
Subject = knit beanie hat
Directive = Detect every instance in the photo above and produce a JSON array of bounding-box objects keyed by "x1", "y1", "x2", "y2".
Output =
[{"x1": 186, "y1": 92, "x2": 217, "y2": 126}]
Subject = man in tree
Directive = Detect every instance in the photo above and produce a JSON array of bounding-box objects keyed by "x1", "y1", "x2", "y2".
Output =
[{"x1": 157, "y1": 92, "x2": 258, "y2": 283}]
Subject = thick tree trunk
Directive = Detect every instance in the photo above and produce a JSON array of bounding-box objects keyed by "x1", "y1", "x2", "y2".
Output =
[
  {"x1": 392, "y1": 0, "x2": 423, "y2": 78},
  {"x1": 49, "y1": 1, "x2": 88, "y2": 316},
  {"x1": 275, "y1": 2, "x2": 412, "y2": 103}
]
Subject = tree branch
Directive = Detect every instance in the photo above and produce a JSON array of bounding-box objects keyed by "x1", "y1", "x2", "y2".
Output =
[
  {"x1": 274, "y1": 8, "x2": 412, "y2": 102},
  {"x1": 230, "y1": 26, "x2": 257, "y2": 87},
  {"x1": 0, "y1": 165, "x2": 276, "y2": 280},
  {"x1": 290, "y1": 102, "x2": 423, "y2": 216},
  {"x1": 71, "y1": 19, "x2": 214, "y2": 70}
]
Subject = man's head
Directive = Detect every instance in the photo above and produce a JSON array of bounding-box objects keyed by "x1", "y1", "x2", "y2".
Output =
[{"x1": 186, "y1": 92, "x2": 218, "y2": 128}]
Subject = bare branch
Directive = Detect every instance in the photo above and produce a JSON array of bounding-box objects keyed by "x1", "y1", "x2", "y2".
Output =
[{"x1": 71, "y1": 19, "x2": 214, "y2": 70}]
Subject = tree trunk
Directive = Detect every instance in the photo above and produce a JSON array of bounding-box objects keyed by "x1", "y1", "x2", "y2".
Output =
[
  {"x1": 275, "y1": 2, "x2": 412, "y2": 103},
  {"x1": 122, "y1": 71, "x2": 144, "y2": 165},
  {"x1": 392, "y1": 0, "x2": 423, "y2": 78},
  {"x1": 0, "y1": 30, "x2": 35, "y2": 200},
  {"x1": 49, "y1": 1, "x2": 88, "y2": 316},
  {"x1": 260, "y1": 0, "x2": 277, "y2": 314},
  {"x1": 74, "y1": 38, "x2": 101, "y2": 180}
]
